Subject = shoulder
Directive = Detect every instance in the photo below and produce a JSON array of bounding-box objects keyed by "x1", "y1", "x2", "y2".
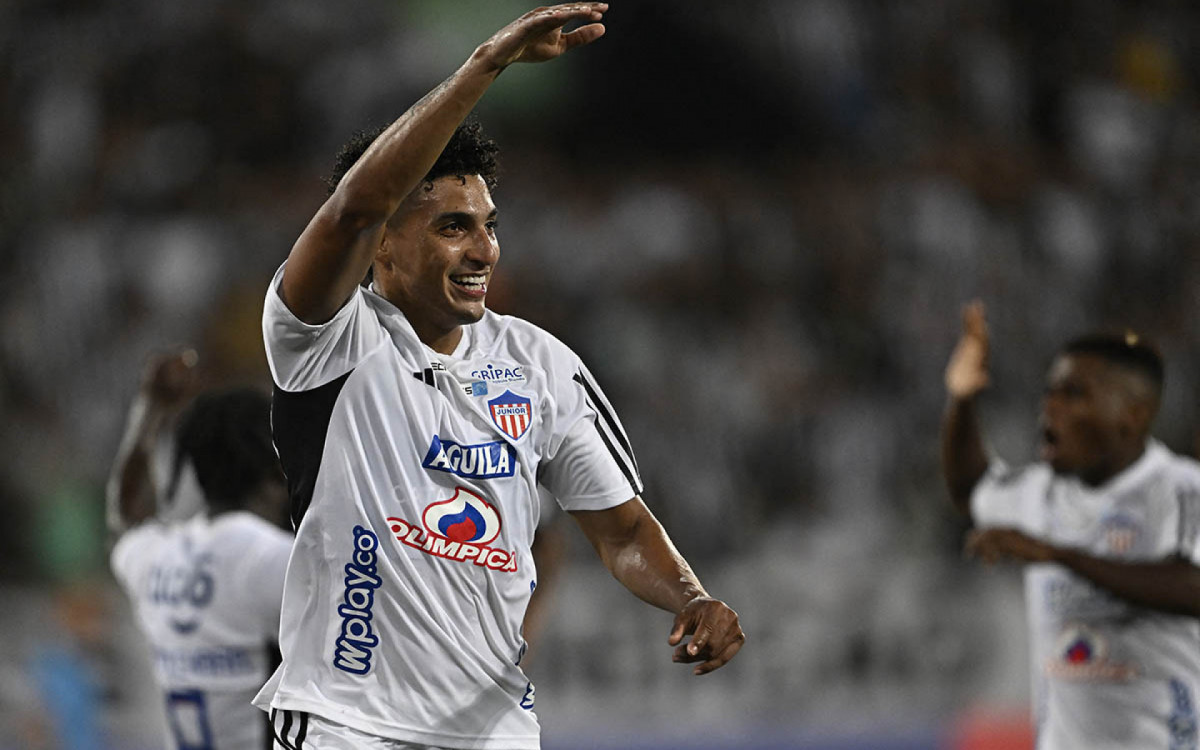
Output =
[
  {"x1": 475, "y1": 311, "x2": 581, "y2": 369},
  {"x1": 1153, "y1": 444, "x2": 1200, "y2": 493},
  {"x1": 110, "y1": 519, "x2": 171, "y2": 575},
  {"x1": 211, "y1": 512, "x2": 292, "y2": 548}
]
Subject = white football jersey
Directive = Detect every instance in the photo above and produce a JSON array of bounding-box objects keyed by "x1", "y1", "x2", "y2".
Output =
[
  {"x1": 972, "y1": 440, "x2": 1200, "y2": 750},
  {"x1": 255, "y1": 264, "x2": 642, "y2": 748},
  {"x1": 111, "y1": 510, "x2": 293, "y2": 750}
]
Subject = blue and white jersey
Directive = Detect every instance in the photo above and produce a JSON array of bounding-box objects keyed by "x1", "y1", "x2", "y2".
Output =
[
  {"x1": 111, "y1": 511, "x2": 293, "y2": 750},
  {"x1": 972, "y1": 440, "x2": 1200, "y2": 750},
  {"x1": 254, "y1": 264, "x2": 641, "y2": 749}
]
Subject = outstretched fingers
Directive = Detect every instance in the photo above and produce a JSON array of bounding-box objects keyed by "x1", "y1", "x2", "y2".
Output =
[{"x1": 559, "y1": 22, "x2": 606, "y2": 50}]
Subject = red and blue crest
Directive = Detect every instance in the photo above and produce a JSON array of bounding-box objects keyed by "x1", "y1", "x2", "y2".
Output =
[{"x1": 488, "y1": 390, "x2": 532, "y2": 441}]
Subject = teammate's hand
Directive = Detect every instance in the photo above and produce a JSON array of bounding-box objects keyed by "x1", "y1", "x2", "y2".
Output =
[
  {"x1": 668, "y1": 596, "x2": 745, "y2": 676},
  {"x1": 945, "y1": 299, "x2": 990, "y2": 401},
  {"x1": 475, "y1": 3, "x2": 607, "y2": 71},
  {"x1": 965, "y1": 528, "x2": 1056, "y2": 565},
  {"x1": 140, "y1": 349, "x2": 199, "y2": 408}
]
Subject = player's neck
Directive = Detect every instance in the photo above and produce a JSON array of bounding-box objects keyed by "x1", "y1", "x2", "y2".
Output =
[
  {"x1": 1081, "y1": 440, "x2": 1147, "y2": 488},
  {"x1": 412, "y1": 321, "x2": 463, "y2": 356}
]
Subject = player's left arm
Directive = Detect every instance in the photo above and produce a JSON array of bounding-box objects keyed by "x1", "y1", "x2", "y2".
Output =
[
  {"x1": 570, "y1": 497, "x2": 746, "y2": 674},
  {"x1": 106, "y1": 351, "x2": 199, "y2": 535},
  {"x1": 967, "y1": 527, "x2": 1200, "y2": 618}
]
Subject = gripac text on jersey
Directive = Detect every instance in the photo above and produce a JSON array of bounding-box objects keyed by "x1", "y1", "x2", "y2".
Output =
[{"x1": 334, "y1": 525, "x2": 382, "y2": 675}]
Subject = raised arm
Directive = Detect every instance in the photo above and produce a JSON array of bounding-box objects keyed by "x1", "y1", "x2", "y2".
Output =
[
  {"x1": 570, "y1": 498, "x2": 745, "y2": 675},
  {"x1": 940, "y1": 300, "x2": 992, "y2": 515},
  {"x1": 281, "y1": 2, "x2": 609, "y2": 324},
  {"x1": 106, "y1": 351, "x2": 199, "y2": 535}
]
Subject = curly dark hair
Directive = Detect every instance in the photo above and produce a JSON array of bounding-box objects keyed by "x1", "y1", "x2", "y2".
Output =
[
  {"x1": 168, "y1": 388, "x2": 283, "y2": 515},
  {"x1": 325, "y1": 119, "x2": 500, "y2": 196}
]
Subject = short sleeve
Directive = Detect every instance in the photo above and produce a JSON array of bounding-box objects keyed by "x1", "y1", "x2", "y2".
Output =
[
  {"x1": 1174, "y1": 482, "x2": 1200, "y2": 566},
  {"x1": 262, "y1": 263, "x2": 385, "y2": 392},
  {"x1": 110, "y1": 523, "x2": 163, "y2": 592},
  {"x1": 970, "y1": 460, "x2": 1048, "y2": 532},
  {"x1": 540, "y1": 362, "x2": 643, "y2": 513}
]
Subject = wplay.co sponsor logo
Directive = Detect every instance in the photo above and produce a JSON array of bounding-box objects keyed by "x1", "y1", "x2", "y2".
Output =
[{"x1": 387, "y1": 488, "x2": 517, "y2": 573}]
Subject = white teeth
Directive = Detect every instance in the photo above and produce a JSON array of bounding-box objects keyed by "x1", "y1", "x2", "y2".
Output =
[{"x1": 451, "y1": 274, "x2": 487, "y2": 290}]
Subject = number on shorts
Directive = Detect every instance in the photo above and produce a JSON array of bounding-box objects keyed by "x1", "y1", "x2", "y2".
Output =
[{"x1": 166, "y1": 689, "x2": 213, "y2": 750}]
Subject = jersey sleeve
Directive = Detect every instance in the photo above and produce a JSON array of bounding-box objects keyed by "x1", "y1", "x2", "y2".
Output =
[
  {"x1": 109, "y1": 523, "x2": 162, "y2": 592},
  {"x1": 969, "y1": 459, "x2": 1047, "y2": 532},
  {"x1": 540, "y1": 361, "x2": 643, "y2": 512},
  {"x1": 1173, "y1": 479, "x2": 1200, "y2": 566},
  {"x1": 262, "y1": 262, "x2": 385, "y2": 392}
]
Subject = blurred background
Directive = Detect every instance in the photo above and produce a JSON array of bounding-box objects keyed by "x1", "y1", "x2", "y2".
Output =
[{"x1": 4, "y1": 0, "x2": 1199, "y2": 747}]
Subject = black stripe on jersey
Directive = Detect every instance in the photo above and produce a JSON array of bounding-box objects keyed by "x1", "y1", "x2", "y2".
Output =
[
  {"x1": 572, "y1": 371, "x2": 643, "y2": 495},
  {"x1": 573, "y1": 371, "x2": 642, "y2": 478},
  {"x1": 271, "y1": 372, "x2": 353, "y2": 529},
  {"x1": 591, "y1": 413, "x2": 641, "y2": 495},
  {"x1": 271, "y1": 709, "x2": 293, "y2": 750},
  {"x1": 263, "y1": 641, "x2": 282, "y2": 750},
  {"x1": 294, "y1": 712, "x2": 308, "y2": 749},
  {"x1": 280, "y1": 710, "x2": 294, "y2": 747}
]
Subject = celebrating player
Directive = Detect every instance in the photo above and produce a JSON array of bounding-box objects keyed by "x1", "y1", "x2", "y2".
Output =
[
  {"x1": 940, "y1": 301, "x2": 1200, "y2": 749},
  {"x1": 255, "y1": 3, "x2": 744, "y2": 747},
  {"x1": 108, "y1": 351, "x2": 293, "y2": 749}
]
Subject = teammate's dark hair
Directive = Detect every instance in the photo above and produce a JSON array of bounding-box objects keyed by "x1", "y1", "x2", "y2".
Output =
[
  {"x1": 1060, "y1": 332, "x2": 1165, "y2": 392},
  {"x1": 325, "y1": 119, "x2": 500, "y2": 196},
  {"x1": 168, "y1": 388, "x2": 282, "y2": 515}
]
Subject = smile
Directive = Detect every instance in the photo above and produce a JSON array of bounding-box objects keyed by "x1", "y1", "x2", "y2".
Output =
[{"x1": 450, "y1": 274, "x2": 488, "y2": 294}]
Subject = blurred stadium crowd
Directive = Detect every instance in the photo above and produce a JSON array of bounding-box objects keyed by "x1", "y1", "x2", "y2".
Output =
[{"x1": 3, "y1": 0, "x2": 1199, "y2": 747}]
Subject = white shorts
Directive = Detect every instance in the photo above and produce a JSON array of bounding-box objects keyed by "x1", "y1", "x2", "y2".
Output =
[{"x1": 270, "y1": 709, "x2": 453, "y2": 750}]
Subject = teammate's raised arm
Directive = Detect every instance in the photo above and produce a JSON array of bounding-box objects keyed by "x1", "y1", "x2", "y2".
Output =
[
  {"x1": 280, "y1": 2, "x2": 608, "y2": 324},
  {"x1": 106, "y1": 350, "x2": 199, "y2": 535},
  {"x1": 571, "y1": 498, "x2": 745, "y2": 676},
  {"x1": 940, "y1": 300, "x2": 991, "y2": 515}
]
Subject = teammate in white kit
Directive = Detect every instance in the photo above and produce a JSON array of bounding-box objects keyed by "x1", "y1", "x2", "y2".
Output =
[
  {"x1": 109, "y1": 352, "x2": 294, "y2": 750},
  {"x1": 254, "y1": 3, "x2": 745, "y2": 748},
  {"x1": 941, "y1": 301, "x2": 1200, "y2": 750}
]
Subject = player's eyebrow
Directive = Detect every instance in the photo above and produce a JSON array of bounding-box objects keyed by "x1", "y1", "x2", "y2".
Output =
[{"x1": 435, "y1": 208, "x2": 498, "y2": 225}]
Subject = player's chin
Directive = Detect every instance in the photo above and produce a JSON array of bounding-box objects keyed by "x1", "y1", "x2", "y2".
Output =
[{"x1": 452, "y1": 301, "x2": 487, "y2": 324}]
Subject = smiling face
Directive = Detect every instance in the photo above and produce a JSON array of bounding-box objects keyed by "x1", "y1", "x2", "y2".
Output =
[
  {"x1": 373, "y1": 174, "x2": 499, "y2": 353},
  {"x1": 1038, "y1": 353, "x2": 1150, "y2": 485}
]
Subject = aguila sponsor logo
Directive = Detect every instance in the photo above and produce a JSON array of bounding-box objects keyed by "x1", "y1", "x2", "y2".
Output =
[
  {"x1": 422, "y1": 435, "x2": 516, "y2": 479},
  {"x1": 387, "y1": 488, "x2": 518, "y2": 573}
]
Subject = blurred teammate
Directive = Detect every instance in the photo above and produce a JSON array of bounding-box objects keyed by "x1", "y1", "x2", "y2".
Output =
[
  {"x1": 108, "y1": 352, "x2": 293, "y2": 749},
  {"x1": 255, "y1": 3, "x2": 744, "y2": 747},
  {"x1": 941, "y1": 301, "x2": 1200, "y2": 749}
]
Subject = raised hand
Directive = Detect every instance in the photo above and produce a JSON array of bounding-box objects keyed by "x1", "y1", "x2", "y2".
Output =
[
  {"x1": 475, "y1": 3, "x2": 608, "y2": 71},
  {"x1": 140, "y1": 349, "x2": 200, "y2": 409},
  {"x1": 945, "y1": 300, "x2": 990, "y2": 401},
  {"x1": 668, "y1": 596, "x2": 745, "y2": 676}
]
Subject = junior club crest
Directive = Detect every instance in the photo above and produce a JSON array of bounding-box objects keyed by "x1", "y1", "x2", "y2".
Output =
[{"x1": 488, "y1": 390, "x2": 533, "y2": 441}]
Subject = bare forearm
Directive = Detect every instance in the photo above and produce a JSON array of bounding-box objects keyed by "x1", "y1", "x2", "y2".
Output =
[
  {"x1": 284, "y1": 55, "x2": 502, "y2": 322},
  {"x1": 575, "y1": 500, "x2": 708, "y2": 614},
  {"x1": 106, "y1": 394, "x2": 168, "y2": 533},
  {"x1": 333, "y1": 55, "x2": 501, "y2": 224},
  {"x1": 941, "y1": 396, "x2": 989, "y2": 514},
  {"x1": 1054, "y1": 549, "x2": 1200, "y2": 618},
  {"x1": 604, "y1": 516, "x2": 707, "y2": 614}
]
